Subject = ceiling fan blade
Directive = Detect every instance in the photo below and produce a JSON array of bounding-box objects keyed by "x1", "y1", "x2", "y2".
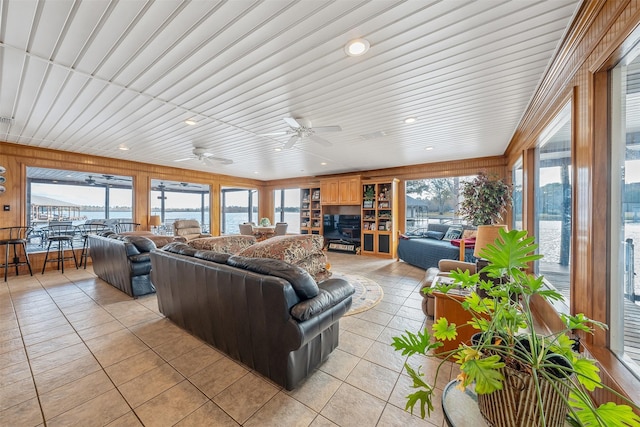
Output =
[
  {"x1": 310, "y1": 135, "x2": 332, "y2": 146},
  {"x1": 174, "y1": 157, "x2": 193, "y2": 162},
  {"x1": 259, "y1": 131, "x2": 289, "y2": 136},
  {"x1": 283, "y1": 135, "x2": 299, "y2": 149},
  {"x1": 312, "y1": 125, "x2": 342, "y2": 133},
  {"x1": 210, "y1": 157, "x2": 233, "y2": 165},
  {"x1": 283, "y1": 117, "x2": 302, "y2": 129}
]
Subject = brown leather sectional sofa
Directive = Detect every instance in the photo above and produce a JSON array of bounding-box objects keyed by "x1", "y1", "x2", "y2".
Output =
[{"x1": 150, "y1": 243, "x2": 355, "y2": 390}]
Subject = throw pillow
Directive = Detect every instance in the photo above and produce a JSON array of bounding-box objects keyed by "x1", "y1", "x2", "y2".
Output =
[
  {"x1": 462, "y1": 229, "x2": 478, "y2": 239},
  {"x1": 425, "y1": 230, "x2": 445, "y2": 240},
  {"x1": 236, "y1": 234, "x2": 331, "y2": 282},
  {"x1": 188, "y1": 235, "x2": 256, "y2": 254},
  {"x1": 443, "y1": 227, "x2": 463, "y2": 241}
]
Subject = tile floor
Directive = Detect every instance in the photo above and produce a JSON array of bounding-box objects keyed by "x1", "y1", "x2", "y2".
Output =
[{"x1": 1, "y1": 252, "x2": 456, "y2": 426}]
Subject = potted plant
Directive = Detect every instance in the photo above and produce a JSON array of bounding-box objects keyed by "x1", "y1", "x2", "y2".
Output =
[
  {"x1": 458, "y1": 171, "x2": 512, "y2": 226},
  {"x1": 259, "y1": 217, "x2": 271, "y2": 227},
  {"x1": 391, "y1": 229, "x2": 640, "y2": 426}
]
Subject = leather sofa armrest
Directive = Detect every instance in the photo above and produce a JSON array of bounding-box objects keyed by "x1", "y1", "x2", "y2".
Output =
[
  {"x1": 290, "y1": 278, "x2": 354, "y2": 321},
  {"x1": 438, "y1": 259, "x2": 476, "y2": 273},
  {"x1": 129, "y1": 253, "x2": 150, "y2": 263}
]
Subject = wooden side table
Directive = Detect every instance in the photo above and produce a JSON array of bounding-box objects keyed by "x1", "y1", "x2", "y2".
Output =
[{"x1": 432, "y1": 276, "x2": 476, "y2": 355}]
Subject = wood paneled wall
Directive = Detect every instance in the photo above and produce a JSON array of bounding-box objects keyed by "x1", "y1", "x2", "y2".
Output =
[{"x1": 504, "y1": 0, "x2": 640, "y2": 405}]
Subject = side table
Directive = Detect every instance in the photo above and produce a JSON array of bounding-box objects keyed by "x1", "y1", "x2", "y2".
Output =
[{"x1": 432, "y1": 276, "x2": 476, "y2": 355}]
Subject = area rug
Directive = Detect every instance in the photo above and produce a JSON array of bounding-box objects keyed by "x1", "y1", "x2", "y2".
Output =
[{"x1": 333, "y1": 272, "x2": 384, "y2": 316}]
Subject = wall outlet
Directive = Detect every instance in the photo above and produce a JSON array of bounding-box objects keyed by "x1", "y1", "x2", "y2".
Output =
[{"x1": 3, "y1": 205, "x2": 9, "y2": 211}]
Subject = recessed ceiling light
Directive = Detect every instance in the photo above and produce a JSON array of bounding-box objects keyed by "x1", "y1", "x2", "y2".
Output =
[
  {"x1": 254, "y1": 171, "x2": 259, "y2": 174},
  {"x1": 425, "y1": 146, "x2": 434, "y2": 151},
  {"x1": 274, "y1": 147, "x2": 282, "y2": 152},
  {"x1": 404, "y1": 117, "x2": 417, "y2": 124},
  {"x1": 184, "y1": 119, "x2": 197, "y2": 125},
  {"x1": 118, "y1": 146, "x2": 130, "y2": 151},
  {"x1": 321, "y1": 162, "x2": 327, "y2": 166},
  {"x1": 345, "y1": 38, "x2": 370, "y2": 57}
]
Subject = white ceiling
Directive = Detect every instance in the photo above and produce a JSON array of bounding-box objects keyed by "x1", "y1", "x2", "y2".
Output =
[{"x1": 0, "y1": 0, "x2": 581, "y2": 181}]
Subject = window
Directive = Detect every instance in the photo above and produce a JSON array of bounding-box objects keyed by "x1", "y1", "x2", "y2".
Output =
[
  {"x1": 273, "y1": 188, "x2": 301, "y2": 233},
  {"x1": 534, "y1": 102, "x2": 572, "y2": 307},
  {"x1": 150, "y1": 180, "x2": 210, "y2": 234},
  {"x1": 405, "y1": 176, "x2": 472, "y2": 229},
  {"x1": 610, "y1": 47, "x2": 640, "y2": 374},
  {"x1": 512, "y1": 158, "x2": 524, "y2": 231},
  {"x1": 221, "y1": 187, "x2": 258, "y2": 234},
  {"x1": 26, "y1": 167, "x2": 132, "y2": 251}
]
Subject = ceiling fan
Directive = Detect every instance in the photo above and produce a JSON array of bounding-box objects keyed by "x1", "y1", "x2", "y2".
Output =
[
  {"x1": 85, "y1": 175, "x2": 96, "y2": 185},
  {"x1": 101, "y1": 174, "x2": 130, "y2": 182},
  {"x1": 261, "y1": 117, "x2": 341, "y2": 149},
  {"x1": 174, "y1": 147, "x2": 233, "y2": 166}
]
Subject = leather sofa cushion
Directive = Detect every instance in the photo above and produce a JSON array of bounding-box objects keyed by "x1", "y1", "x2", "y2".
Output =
[
  {"x1": 129, "y1": 253, "x2": 150, "y2": 263},
  {"x1": 227, "y1": 255, "x2": 319, "y2": 299},
  {"x1": 188, "y1": 235, "x2": 256, "y2": 254},
  {"x1": 163, "y1": 242, "x2": 198, "y2": 256},
  {"x1": 290, "y1": 278, "x2": 355, "y2": 321},
  {"x1": 131, "y1": 260, "x2": 151, "y2": 276},
  {"x1": 194, "y1": 250, "x2": 231, "y2": 264},
  {"x1": 124, "y1": 236, "x2": 156, "y2": 253},
  {"x1": 236, "y1": 234, "x2": 331, "y2": 282}
]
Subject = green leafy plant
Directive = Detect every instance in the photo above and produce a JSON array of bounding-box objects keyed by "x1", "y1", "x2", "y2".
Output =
[
  {"x1": 364, "y1": 185, "x2": 375, "y2": 201},
  {"x1": 391, "y1": 229, "x2": 640, "y2": 426},
  {"x1": 259, "y1": 217, "x2": 271, "y2": 226},
  {"x1": 458, "y1": 171, "x2": 512, "y2": 225}
]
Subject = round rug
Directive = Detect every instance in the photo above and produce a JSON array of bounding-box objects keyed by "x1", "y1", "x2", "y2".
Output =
[{"x1": 333, "y1": 272, "x2": 384, "y2": 316}]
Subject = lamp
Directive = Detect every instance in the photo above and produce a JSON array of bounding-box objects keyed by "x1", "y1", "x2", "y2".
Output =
[
  {"x1": 149, "y1": 215, "x2": 162, "y2": 234},
  {"x1": 473, "y1": 224, "x2": 508, "y2": 259}
]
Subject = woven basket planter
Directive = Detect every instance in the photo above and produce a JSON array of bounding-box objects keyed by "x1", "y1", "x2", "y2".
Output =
[{"x1": 477, "y1": 366, "x2": 572, "y2": 427}]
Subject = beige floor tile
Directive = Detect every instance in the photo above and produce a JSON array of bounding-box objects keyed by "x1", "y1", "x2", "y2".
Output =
[
  {"x1": 388, "y1": 373, "x2": 445, "y2": 426},
  {"x1": 75, "y1": 319, "x2": 126, "y2": 341},
  {"x1": 374, "y1": 301, "x2": 402, "y2": 315},
  {"x1": 337, "y1": 330, "x2": 374, "y2": 357},
  {"x1": 396, "y1": 306, "x2": 426, "y2": 322},
  {"x1": 0, "y1": 397, "x2": 43, "y2": 426},
  {"x1": 118, "y1": 362, "x2": 184, "y2": 408},
  {"x1": 105, "y1": 348, "x2": 166, "y2": 386},
  {"x1": 0, "y1": 346, "x2": 28, "y2": 369},
  {"x1": 318, "y1": 348, "x2": 359, "y2": 381},
  {"x1": 134, "y1": 380, "x2": 209, "y2": 427},
  {"x1": 105, "y1": 411, "x2": 144, "y2": 427},
  {"x1": 86, "y1": 329, "x2": 149, "y2": 367},
  {"x1": 153, "y1": 331, "x2": 203, "y2": 361},
  {"x1": 168, "y1": 343, "x2": 224, "y2": 377},
  {"x1": 29, "y1": 342, "x2": 92, "y2": 376},
  {"x1": 33, "y1": 353, "x2": 102, "y2": 394},
  {"x1": 22, "y1": 322, "x2": 76, "y2": 346},
  {"x1": 66, "y1": 309, "x2": 115, "y2": 330},
  {"x1": 357, "y1": 308, "x2": 394, "y2": 326},
  {"x1": 130, "y1": 318, "x2": 187, "y2": 348},
  {"x1": 0, "y1": 360, "x2": 32, "y2": 388},
  {"x1": 39, "y1": 369, "x2": 114, "y2": 420},
  {"x1": 213, "y1": 372, "x2": 279, "y2": 424},
  {"x1": 343, "y1": 317, "x2": 385, "y2": 340},
  {"x1": 19, "y1": 316, "x2": 69, "y2": 336},
  {"x1": 345, "y1": 359, "x2": 400, "y2": 401},
  {"x1": 174, "y1": 401, "x2": 239, "y2": 427},
  {"x1": 378, "y1": 402, "x2": 441, "y2": 426},
  {"x1": 189, "y1": 357, "x2": 248, "y2": 398},
  {"x1": 46, "y1": 389, "x2": 131, "y2": 427},
  {"x1": 387, "y1": 315, "x2": 423, "y2": 332},
  {"x1": 26, "y1": 332, "x2": 83, "y2": 359},
  {"x1": 310, "y1": 415, "x2": 339, "y2": 426},
  {"x1": 0, "y1": 377, "x2": 37, "y2": 412},
  {"x1": 320, "y1": 383, "x2": 386, "y2": 427},
  {"x1": 362, "y1": 340, "x2": 407, "y2": 372},
  {"x1": 117, "y1": 309, "x2": 162, "y2": 328},
  {"x1": 286, "y1": 369, "x2": 342, "y2": 412},
  {"x1": 0, "y1": 327, "x2": 21, "y2": 343},
  {"x1": 0, "y1": 336, "x2": 24, "y2": 355},
  {"x1": 245, "y1": 391, "x2": 316, "y2": 426}
]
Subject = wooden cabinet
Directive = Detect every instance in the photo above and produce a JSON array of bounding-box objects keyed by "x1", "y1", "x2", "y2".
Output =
[
  {"x1": 320, "y1": 176, "x2": 360, "y2": 205},
  {"x1": 361, "y1": 179, "x2": 398, "y2": 258},
  {"x1": 300, "y1": 187, "x2": 322, "y2": 235}
]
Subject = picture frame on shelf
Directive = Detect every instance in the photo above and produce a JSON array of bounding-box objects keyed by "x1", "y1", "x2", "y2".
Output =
[{"x1": 363, "y1": 200, "x2": 373, "y2": 208}]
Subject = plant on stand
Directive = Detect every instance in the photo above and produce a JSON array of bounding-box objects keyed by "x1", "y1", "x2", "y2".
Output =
[
  {"x1": 391, "y1": 229, "x2": 640, "y2": 426},
  {"x1": 458, "y1": 171, "x2": 512, "y2": 226}
]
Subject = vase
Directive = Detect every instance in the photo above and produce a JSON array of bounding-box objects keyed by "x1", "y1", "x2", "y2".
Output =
[{"x1": 477, "y1": 366, "x2": 571, "y2": 427}]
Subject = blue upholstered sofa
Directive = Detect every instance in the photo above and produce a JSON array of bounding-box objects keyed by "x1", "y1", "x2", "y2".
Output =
[{"x1": 397, "y1": 223, "x2": 476, "y2": 270}]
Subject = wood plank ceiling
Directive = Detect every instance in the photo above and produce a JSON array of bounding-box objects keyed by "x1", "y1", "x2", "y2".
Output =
[{"x1": 0, "y1": 0, "x2": 581, "y2": 180}]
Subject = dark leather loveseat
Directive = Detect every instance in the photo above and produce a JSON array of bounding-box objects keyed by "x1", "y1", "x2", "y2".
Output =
[
  {"x1": 150, "y1": 243, "x2": 355, "y2": 390},
  {"x1": 88, "y1": 233, "x2": 173, "y2": 297}
]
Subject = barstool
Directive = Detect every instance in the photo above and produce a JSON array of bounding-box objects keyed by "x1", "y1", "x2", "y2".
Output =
[
  {"x1": 0, "y1": 226, "x2": 33, "y2": 282},
  {"x1": 78, "y1": 224, "x2": 109, "y2": 268},
  {"x1": 41, "y1": 224, "x2": 78, "y2": 274}
]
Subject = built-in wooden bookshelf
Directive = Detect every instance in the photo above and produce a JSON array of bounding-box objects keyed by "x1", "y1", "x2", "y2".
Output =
[
  {"x1": 300, "y1": 186, "x2": 322, "y2": 235},
  {"x1": 361, "y1": 179, "x2": 398, "y2": 258}
]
